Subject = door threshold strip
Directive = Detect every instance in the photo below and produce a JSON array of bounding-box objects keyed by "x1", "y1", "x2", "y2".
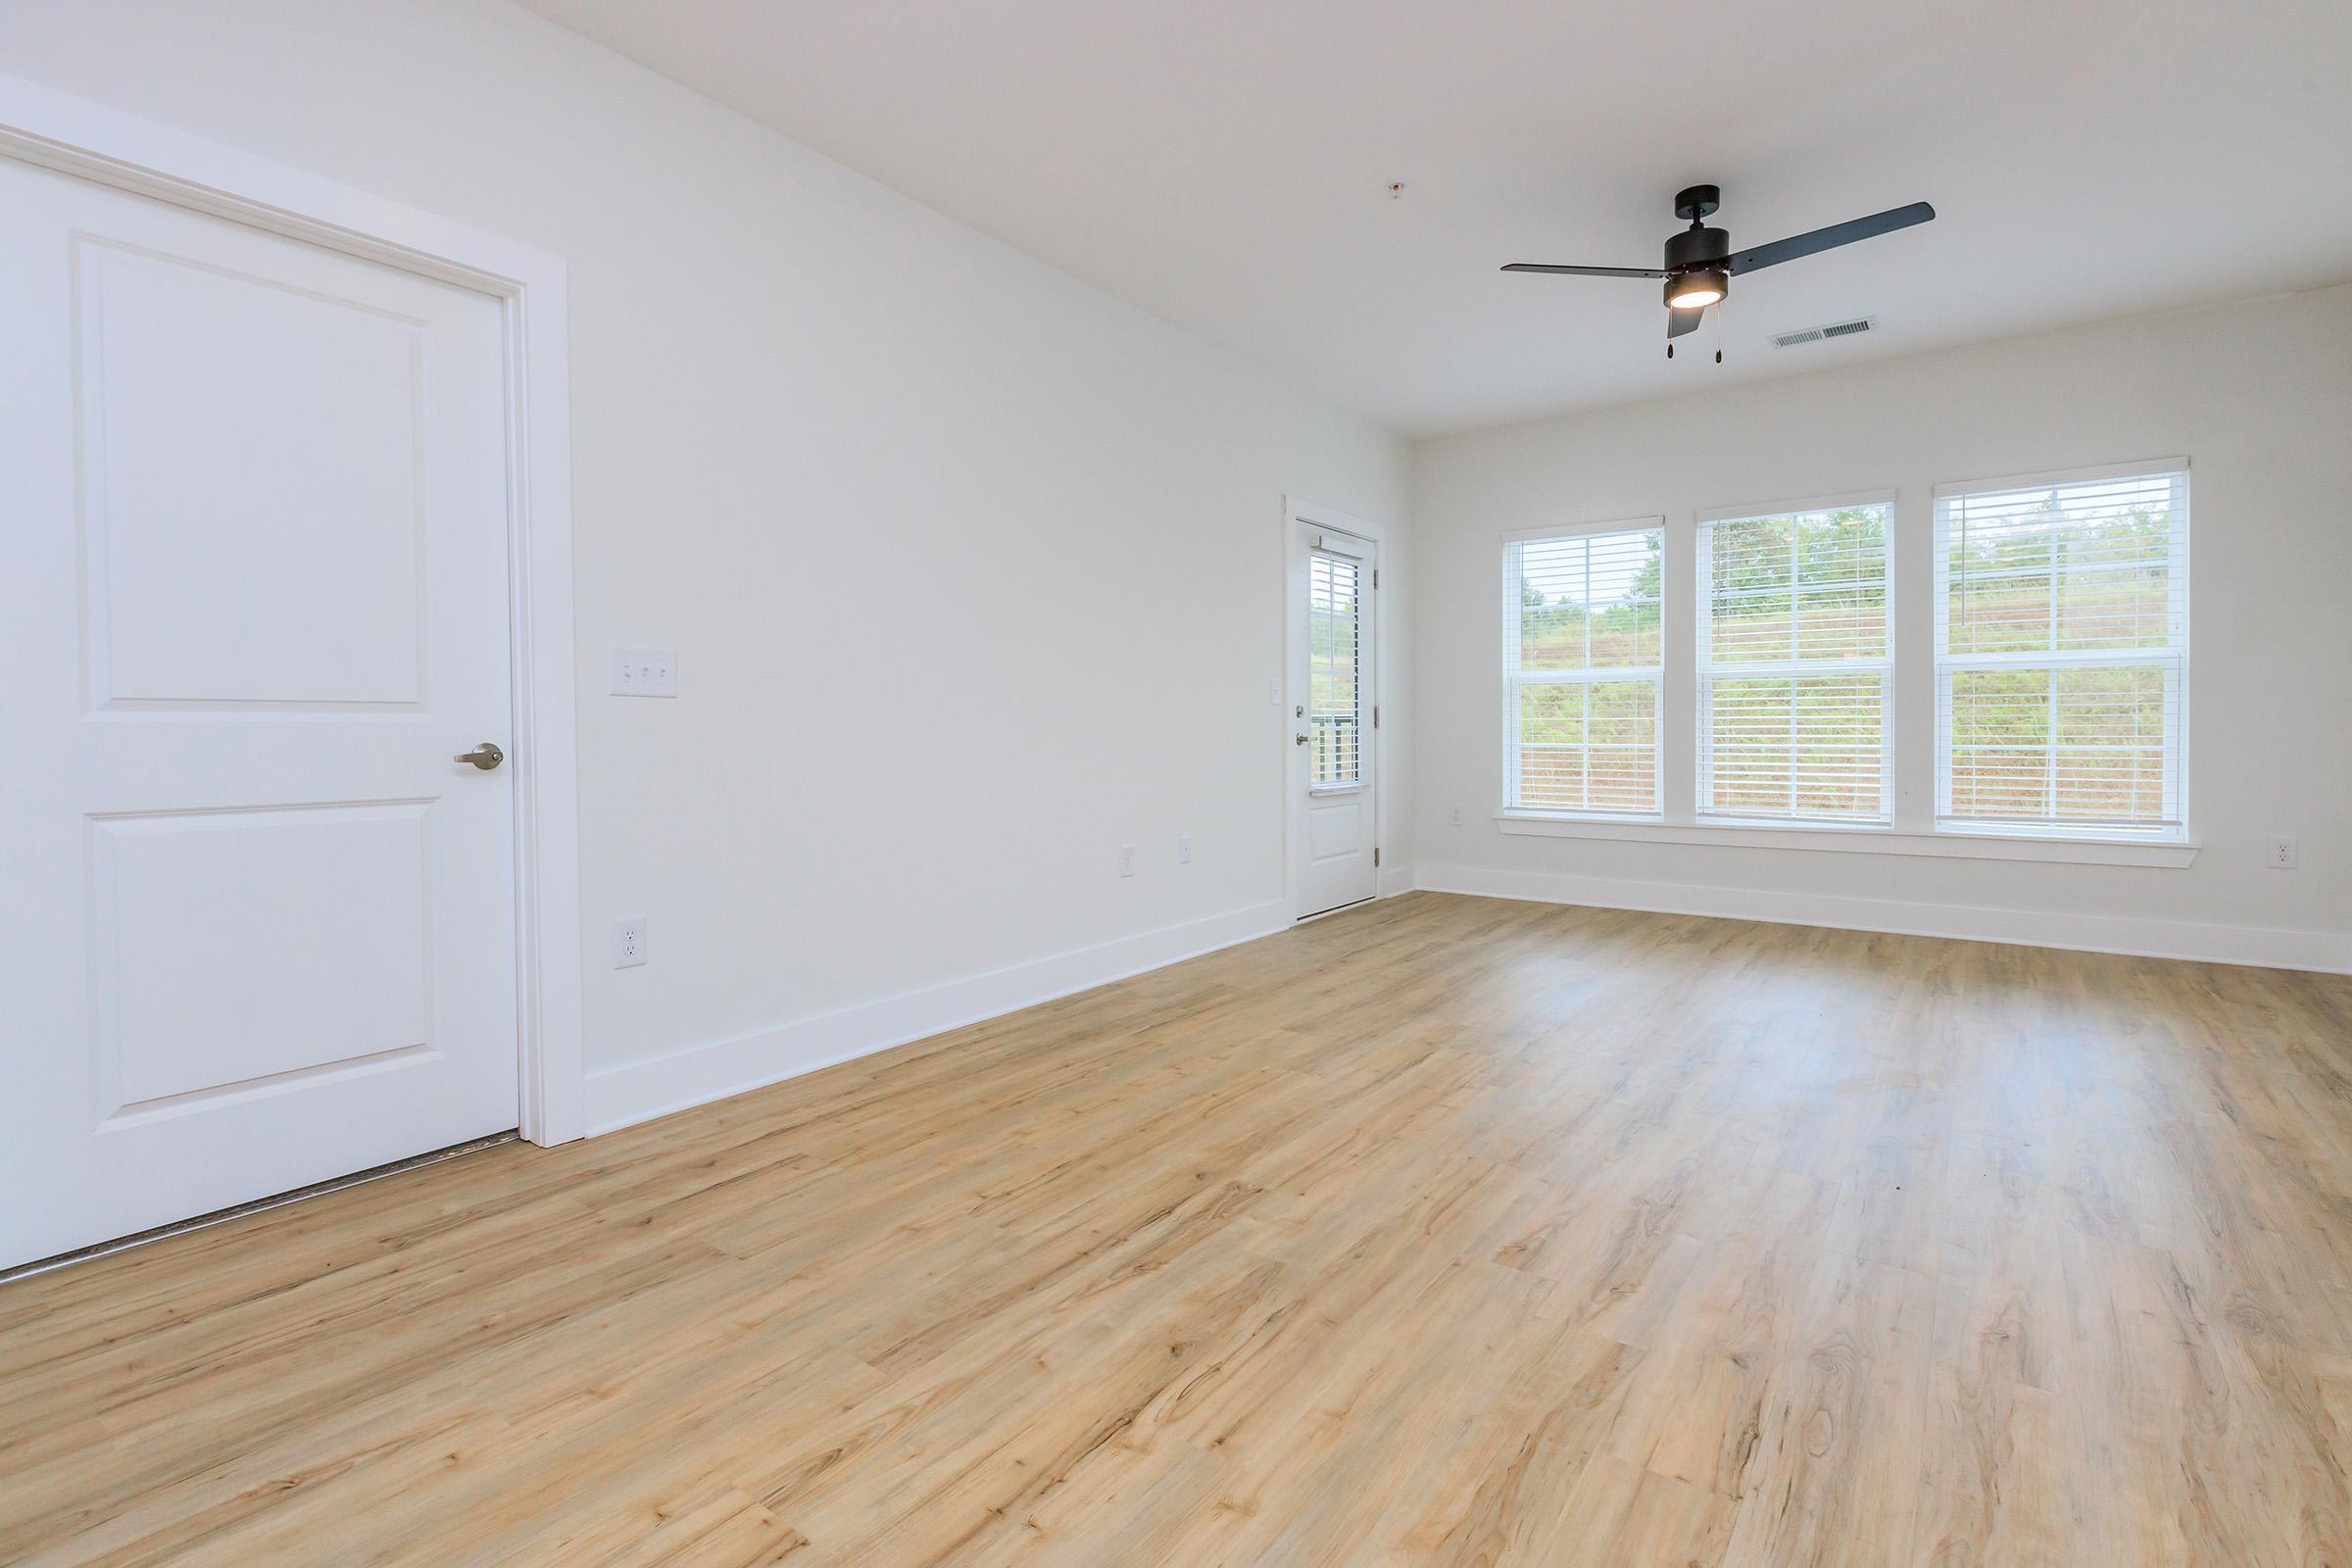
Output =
[{"x1": 0, "y1": 1130, "x2": 520, "y2": 1286}]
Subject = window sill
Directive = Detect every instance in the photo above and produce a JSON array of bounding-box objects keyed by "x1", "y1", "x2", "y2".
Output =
[{"x1": 1494, "y1": 812, "x2": 2198, "y2": 866}]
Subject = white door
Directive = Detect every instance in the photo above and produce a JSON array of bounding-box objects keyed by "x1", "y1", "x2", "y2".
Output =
[
  {"x1": 1292, "y1": 523, "x2": 1378, "y2": 918},
  {"x1": 0, "y1": 158, "x2": 520, "y2": 1270}
]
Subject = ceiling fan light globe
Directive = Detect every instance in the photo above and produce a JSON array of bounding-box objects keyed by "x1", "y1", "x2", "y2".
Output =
[{"x1": 1666, "y1": 269, "x2": 1727, "y2": 310}]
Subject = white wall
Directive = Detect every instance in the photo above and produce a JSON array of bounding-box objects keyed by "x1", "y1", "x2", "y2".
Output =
[
  {"x1": 0, "y1": 0, "x2": 1410, "y2": 1128},
  {"x1": 1410, "y1": 285, "x2": 2352, "y2": 969}
]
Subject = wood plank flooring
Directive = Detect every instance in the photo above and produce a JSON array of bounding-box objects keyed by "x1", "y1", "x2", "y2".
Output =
[{"x1": 5, "y1": 891, "x2": 2351, "y2": 1566}]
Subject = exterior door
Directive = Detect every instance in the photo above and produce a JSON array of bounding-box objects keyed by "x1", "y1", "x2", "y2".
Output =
[
  {"x1": 0, "y1": 156, "x2": 521, "y2": 1269},
  {"x1": 1293, "y1": 523, "x2": 1378, "y2": 918}
]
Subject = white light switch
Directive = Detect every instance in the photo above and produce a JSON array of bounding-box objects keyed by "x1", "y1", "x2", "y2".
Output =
[{"x1": 611, "y1": 646, "x2": 677, "y2": 697}]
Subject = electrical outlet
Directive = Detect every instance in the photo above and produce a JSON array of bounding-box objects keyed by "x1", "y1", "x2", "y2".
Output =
[
  {"x1": 612, "y1": 916, "x2": 648, "y2": 967},
  {"x1": 611, "y1": 645, "x2": 677, "y2": 697},
  {"x1": 2268, "y1": 835, "x2": 2298, "y2": 869},
  {"x1": 1118, "y1": 844, "x2": 1136, "y2": 878},
  {"x1": 1448, "y1": 806, "x2": 1463, "y2": 827},
  {"x1": 1178, "y1": 834, "x2": 1193, "y2": 864}
]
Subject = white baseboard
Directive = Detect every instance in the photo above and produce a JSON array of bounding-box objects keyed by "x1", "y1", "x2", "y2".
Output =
[
  {"x1": 1413, "y1": 862, "x2": 2352, "y2": 975},
  {"x1": 583, "y1": 865, "x2": 2341, "y2": 1138},
  {"x1": 583, "y1": 899, "x2": 1289, "y2": 1136}
]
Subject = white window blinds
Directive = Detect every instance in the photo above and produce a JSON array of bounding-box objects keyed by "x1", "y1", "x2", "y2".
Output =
[
  {"x1": 1696, "y1": 501, "x2": 1892, "y2": 822},
  {"x1": 1307, "y1": 549, "x2": 1363, "y2": 788},
  {"x1": 1503, "y1": 524, "x2": 1663, "y2": 815},
  {"x1": 1935, "y1": 466, "x2": 2188, "y2": 835}
]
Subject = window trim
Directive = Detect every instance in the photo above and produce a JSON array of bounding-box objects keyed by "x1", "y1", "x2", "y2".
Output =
[
  {"x1": 1931, "y1": 458, "x2": 2189, "y2": 843},
  {"x1": 1494, "y1": 811, "x2": 2199, "y2": 866},
  {"x1": 1500, "y1": 516, "x2": 1666, "y2": 820},
  {"x1": 1694, "y1": 491, "x2": 1897, "y2": 825}
]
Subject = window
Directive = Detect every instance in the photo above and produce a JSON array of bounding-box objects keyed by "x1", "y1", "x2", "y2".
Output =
[
  {"x1": 1307, "y1": 549, "x2": 1363, "y2": 788},
  {"x1": 1935, "y1": 465, "x2": 2187, "y2": 836},
  {"x1": 1697, "y1": 499, "x2": 1892, "y2": 822},
  {"x1": 1503, "y1": 523, "x2": 1663, "y2": 815}
]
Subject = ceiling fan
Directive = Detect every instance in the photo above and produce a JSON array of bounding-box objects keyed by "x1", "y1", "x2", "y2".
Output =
[{"x1": 1503, "y1": 184, "x2": 1936, "y2": 360}]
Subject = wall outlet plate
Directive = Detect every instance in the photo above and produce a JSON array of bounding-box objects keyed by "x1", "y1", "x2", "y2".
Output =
[
  {"x1": 1118, "y1": 844, "x2": 1136, "y2": 878},
  {"x1": 612, "y1": 915, "x2": 649, "y2": 967},
  {"x1": 611, "y1": 646, "x2": 677, "y2": 697},
  {"x1": 1178, "y1": 834, "x2": 1193, "y2": 864},
  {"x1": 2268, "y1": 836, "x2": 2298, "y2": 869}
]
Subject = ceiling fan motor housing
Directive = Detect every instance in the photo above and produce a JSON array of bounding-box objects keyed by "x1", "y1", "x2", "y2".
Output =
[{"x1": 1664, "y1": 223, "x2": 1731, "y2": 272}]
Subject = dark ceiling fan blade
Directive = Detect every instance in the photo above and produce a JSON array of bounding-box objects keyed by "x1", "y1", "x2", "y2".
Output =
[
  {"x1": 1501, "y1": 263, "x2": 1669, "y2": 278},
  {"x1": 1724, "y1": 202, "x2": 1936, "y2": 275},
  {"x1": 1667, "y1": 307, "x2": 1704, "y2": 339}
]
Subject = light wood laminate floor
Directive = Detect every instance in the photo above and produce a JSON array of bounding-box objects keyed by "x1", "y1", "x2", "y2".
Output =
[{"x1": 5, "y1": 892, "x2": 2352, "y2": 1566}]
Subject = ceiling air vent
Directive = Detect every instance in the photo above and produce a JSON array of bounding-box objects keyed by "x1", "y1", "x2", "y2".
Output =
[{"x1": 1772, "y1": 316, "x2": 1876, "y2": 349}]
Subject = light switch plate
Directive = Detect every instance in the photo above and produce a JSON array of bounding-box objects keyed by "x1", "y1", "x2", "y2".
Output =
[{"x1": 611, "y1": 646, "x2": 677, "y2": 697}]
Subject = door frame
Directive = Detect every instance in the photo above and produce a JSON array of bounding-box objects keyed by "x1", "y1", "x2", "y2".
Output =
[
  {"x1": 1282, "y1": 495, "x2": 1387, "y2": 922},
  {"x1": 0, "y1": 73, "x2": 588, "y2": 1147}
]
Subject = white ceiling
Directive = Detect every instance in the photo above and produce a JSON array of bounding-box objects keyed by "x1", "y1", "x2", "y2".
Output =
[{"x1": 519, "y1": 0, "x2": 2352, "y2": 437}]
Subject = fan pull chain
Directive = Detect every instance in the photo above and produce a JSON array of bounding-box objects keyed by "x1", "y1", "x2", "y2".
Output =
[{"x1": 1715, "y1": 300, "x2": 1724, "y2": 365}]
